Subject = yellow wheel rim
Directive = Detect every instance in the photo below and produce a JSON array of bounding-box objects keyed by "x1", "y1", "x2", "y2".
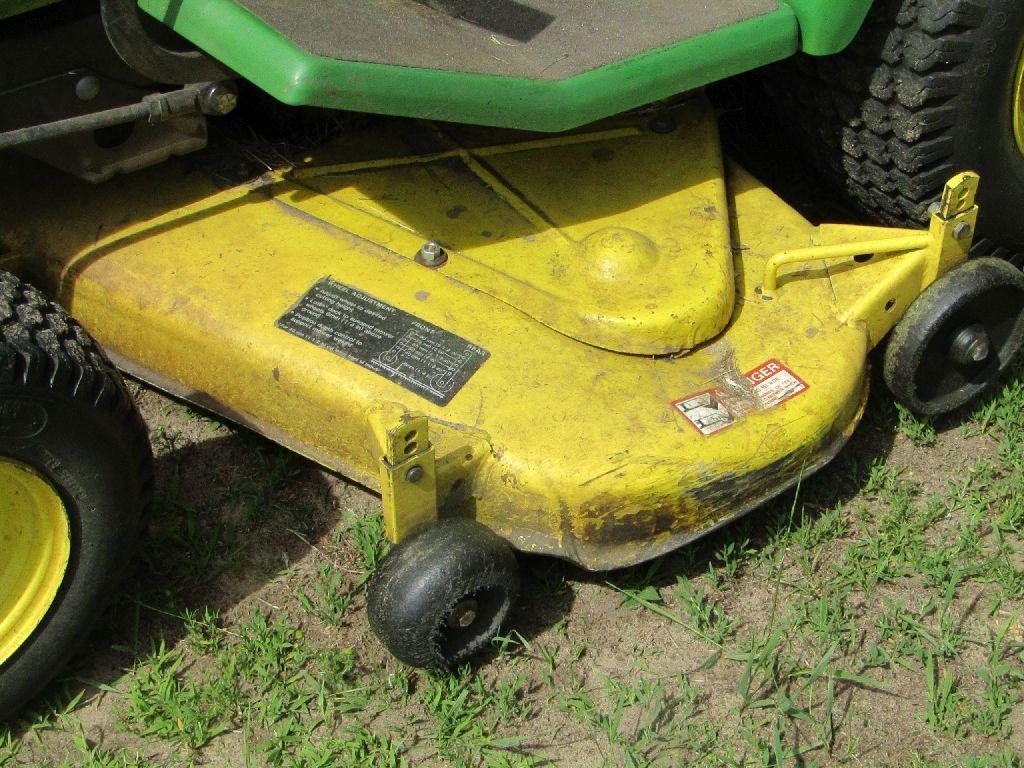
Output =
[
  {"x1": 1014, "y1": 49, "x2": 1024, "y2": 156},
  {"x1": 0, "y1": 458, "x2": 70, "y2": 666}
]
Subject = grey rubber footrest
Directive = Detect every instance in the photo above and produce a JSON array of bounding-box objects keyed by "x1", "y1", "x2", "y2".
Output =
[{"x1": 236, "y1": 0, "x2": 778, "y2": 80}]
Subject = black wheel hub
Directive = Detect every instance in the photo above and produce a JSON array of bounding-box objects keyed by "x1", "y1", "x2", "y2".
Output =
[{"x1": 948, "y1": 323, "x2": 991, "y2": 366}]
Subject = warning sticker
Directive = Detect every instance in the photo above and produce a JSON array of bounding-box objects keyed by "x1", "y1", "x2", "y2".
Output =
[
  {"x1": 672, "y1": 359, "x2": 808, "y2": 436},
  {"x1": 277, "y1": 278, "x2": 489, "y2": 406}
]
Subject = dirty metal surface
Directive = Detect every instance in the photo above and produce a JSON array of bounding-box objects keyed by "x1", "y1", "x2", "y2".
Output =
[
  {"x1": 289, "y1": 96, "x2": 733, "y2": 355},
  {"x1": 3, "y1": 114, "x2": 954, "y2": 570}
]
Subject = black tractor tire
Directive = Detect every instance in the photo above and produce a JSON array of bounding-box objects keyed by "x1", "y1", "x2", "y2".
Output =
[
  {"x1": 884, "y1": 257, "x2": 1024, "y2": 414},
  {"x1": 766, "y1": 0, "x2": 1024, "y2": 265},
  {"x1": 367, "y1": 517, "x2": 519, "y2": 669},
  {"x1": 100, "y1": 0, "x2": 232, "y2": 85},
  {"x1": 0, "y1": 272, "x2": 152, "y2": 721}
]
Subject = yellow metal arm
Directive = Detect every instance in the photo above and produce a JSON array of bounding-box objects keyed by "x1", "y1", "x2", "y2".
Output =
[
  {"x1": 759, "y1": 173, "x2": 979, "y2": 301},
  {"x1": 760, "y1": 234, "x2": 932, "y2": 296},
  {"x1": 378, "y1": 415, "x2": 438, "y2": 543},
  {"x1": 755, "y1": 172, "x2": 979, "y2": 347}
]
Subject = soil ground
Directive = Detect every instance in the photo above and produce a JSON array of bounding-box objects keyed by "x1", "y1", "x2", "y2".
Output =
[
  {"x1": 2, "y1": 87, "x2": 1023, "y2": 768},
  {"x1": 3, "y1": 356, "x2": 1022, "y2": 768}
]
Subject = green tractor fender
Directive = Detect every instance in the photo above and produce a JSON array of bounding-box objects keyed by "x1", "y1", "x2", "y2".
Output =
[
  {"x1": 0, "y1": 0, "x2": 57, "y2": 20},
  {"x1": 786, "y1": 0, "x2": 875, "y2": 55},
  {"x1": 134, "y1": 0, "x2": 875, "y2": 131}
]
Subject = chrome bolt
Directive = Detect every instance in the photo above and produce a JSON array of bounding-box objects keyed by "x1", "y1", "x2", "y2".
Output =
[
  {"x1": 75, "y1": 75, "x2": 101, "y2": 102},
  {"x1": 949, "y1": 324, "x2": 991, "y2": 365},
  {"x1": 953, "y1": 222, "x2": 972, "y2": 240},
  {"x1": 447, "y1": 599, "x2": 478, "y2": 629},
  {"x1": 415, "y1": 241, "x2": 447, "y2": 268},
  {"x1": 405, "y1": 464, "x2": 424, "y2": 483},
  {"x1": 199, "y1": 81, "x2": 239, "y2": 116},
  {"x1": 927, "y1": 201, "x2": 942, "y2": 216}
]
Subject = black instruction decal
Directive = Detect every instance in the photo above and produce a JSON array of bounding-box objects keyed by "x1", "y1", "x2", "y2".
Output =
[{"x1": 277, "y1": 278, "x2": 489, "y2": 406}]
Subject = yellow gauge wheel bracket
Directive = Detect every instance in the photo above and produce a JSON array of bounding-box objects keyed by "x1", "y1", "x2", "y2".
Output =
[{"x1": 0, "y1": 458, "x2": 70, "y2": 666}]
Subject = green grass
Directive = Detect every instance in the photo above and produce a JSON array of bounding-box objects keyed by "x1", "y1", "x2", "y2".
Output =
[{"x1": 4, "y1": 368, "x2": 1024, "y2": 767}]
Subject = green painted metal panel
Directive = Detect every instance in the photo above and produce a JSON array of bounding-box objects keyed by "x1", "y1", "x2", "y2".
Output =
[
  {"x1": 2, "y1": 0, "x2": 875, "y2": 127},
  {"x1": 782, "y1": 0, "x2": 875, "y2": 54},
  {"x1": 139, "y1": 0, "x2": 800, "y2": 131}
]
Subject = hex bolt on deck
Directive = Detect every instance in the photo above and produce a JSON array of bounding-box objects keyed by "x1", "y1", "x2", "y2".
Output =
[{"x1": 415, "y1": 241, "x2": 448, "y2": 268}]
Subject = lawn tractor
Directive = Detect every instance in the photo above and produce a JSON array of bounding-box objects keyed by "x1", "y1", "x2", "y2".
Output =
[{"x1": 3, "y1": 0, "x2": 1024, "y2": 718}]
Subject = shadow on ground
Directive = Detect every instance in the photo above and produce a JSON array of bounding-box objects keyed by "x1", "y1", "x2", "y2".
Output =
[{"x1": 8, "y1": 420, "x2": 344, "y2": 729}]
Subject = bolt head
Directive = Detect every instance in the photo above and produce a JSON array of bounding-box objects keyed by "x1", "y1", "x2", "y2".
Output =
[
  {"x1": 75, "y1": 75, "x2": 101, "y2": 102},
  {"x1": 446, "y1": 599, "x2": 478, "y2": 629},
  {"x1": 949, "y1": 324, "x2": 991, "y2": 366},
  {"x1": 199, "y1": 82, "x2": 239, "y2": 116},
  {"x1": 405, "y1": 464, "x2": 425, "y2": 483},
  {"x1": 648, "y1": 114, "x2": 676, "y2": 134},
  {"x1": 953, "y1": 222, "x2": 972, "y2": 240},
  {"x1": 415, "y1": 241, "x2": 447, "y2": 268}
]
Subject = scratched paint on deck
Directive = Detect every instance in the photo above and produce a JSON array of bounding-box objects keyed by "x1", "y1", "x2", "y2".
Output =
[{"x1": 672, "y1": 359, "x2": 808, "y2": 436}]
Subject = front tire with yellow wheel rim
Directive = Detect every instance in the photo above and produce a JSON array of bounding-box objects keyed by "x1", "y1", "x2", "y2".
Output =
[
  {"x1": 0, "y1": 459, "x2": 71, "y2": 667},
  {"x1": 0, "y1": 272, "x2": 152, "y2": 721}
]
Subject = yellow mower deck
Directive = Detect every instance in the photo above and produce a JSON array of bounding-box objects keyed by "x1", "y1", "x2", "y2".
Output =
[{"x1": 1, "y1": 96, "x2": 978, "y2": 570}]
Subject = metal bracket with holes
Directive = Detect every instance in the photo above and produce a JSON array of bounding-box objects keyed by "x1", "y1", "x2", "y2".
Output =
[
  {"x1": 760, "y1": 173, "x2": 979, "y2": 299},
  {"x1": 379, "y1": 416, "x2": 437, "y2": 543},
  {"x1": 754, "y1": 172, "x2": 979, "y2": 347}
]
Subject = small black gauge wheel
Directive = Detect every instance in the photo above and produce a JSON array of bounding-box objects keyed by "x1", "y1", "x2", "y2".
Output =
[
  {"x1": 884, "y1": 258, "x2": 1024, "y2": 416},
  {"x1": 367, "y1": 517, "x2": 519, "y2": 669}
]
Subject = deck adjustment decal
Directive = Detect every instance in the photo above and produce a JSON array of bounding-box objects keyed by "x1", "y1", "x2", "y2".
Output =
[
  {"x1": 672, "y1": 359, "x2": 808, "y2": 436},
  {"x1": 278, "y1": 278, "x2": 489, "y2": 406}
]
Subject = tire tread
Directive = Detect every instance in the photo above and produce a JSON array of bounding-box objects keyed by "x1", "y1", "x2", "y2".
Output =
[
  {"x1": 767, "y1": 0, "x2": 987, "y2": 228},
  {"x1": 0, "y1": 273, "x2": 152, "y2": 504}
]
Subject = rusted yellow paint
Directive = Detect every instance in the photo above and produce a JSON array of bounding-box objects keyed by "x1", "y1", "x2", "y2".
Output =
[{"x1": 1, "y1": 106, "x2": 979, "y2": 570}]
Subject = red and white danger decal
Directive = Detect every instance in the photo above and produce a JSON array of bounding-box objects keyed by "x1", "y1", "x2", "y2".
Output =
[{"x1": 672, "y1": 359, "x2": 808, "y2": 436}]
